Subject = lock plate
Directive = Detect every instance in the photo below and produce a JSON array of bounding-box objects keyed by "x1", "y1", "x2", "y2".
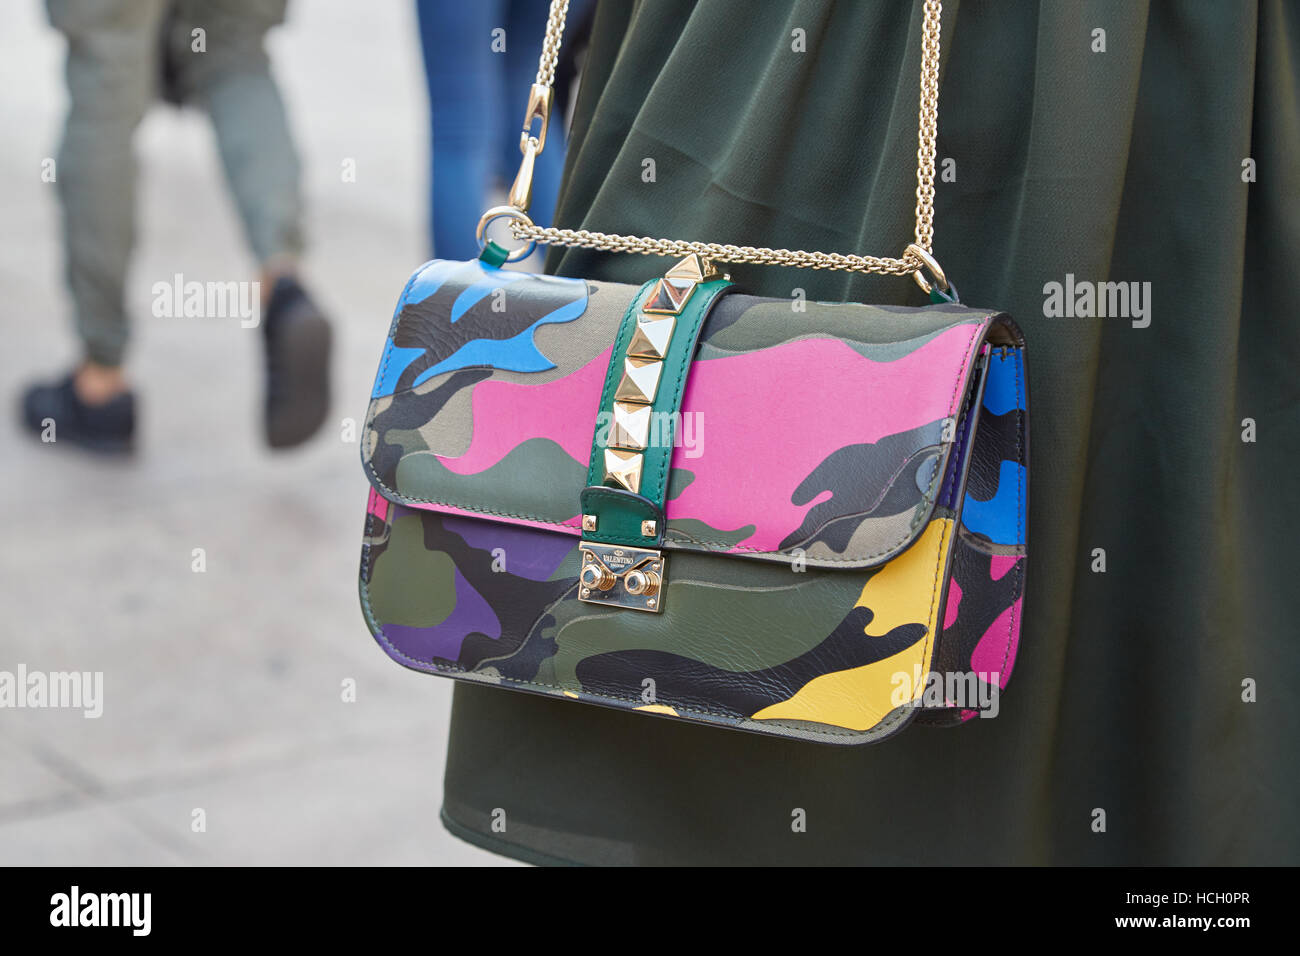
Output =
[{"x1": 577, "y1": 542, "x2": 665, "y2": 613}]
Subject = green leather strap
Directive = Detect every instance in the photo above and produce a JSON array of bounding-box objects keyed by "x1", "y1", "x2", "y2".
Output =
[
  {"x1": 581, "y1": 266, "x2": 732, "y2": 548},
  {"x1": 478, "y1": 239, "x2": 511, "y2": 268},
  {"x1": 579, "y1": 486, "x2": 664, "y2": 545}
]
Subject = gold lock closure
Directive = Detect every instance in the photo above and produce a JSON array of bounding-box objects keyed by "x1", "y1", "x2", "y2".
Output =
[
  {"x1": 578, "y1": 543, "x2": 665, "y2": 613},
  {"x1": 622, "y1": 568, "x2": 660, "y2": 597},
  {"x1": 580, "y1": 562, "x2": 616, "y2": 592}
]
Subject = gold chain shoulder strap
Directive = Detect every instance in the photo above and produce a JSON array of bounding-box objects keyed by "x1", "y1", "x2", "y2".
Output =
[{"x1": 477, "y1": 0, "x2": 948, "y2": 293}]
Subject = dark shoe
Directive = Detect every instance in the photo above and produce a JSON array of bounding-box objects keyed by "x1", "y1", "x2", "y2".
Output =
[
  {"x1": 263, "y1": 276, "x2": 332, "y2": 449},
  {"x1": 21, "y1": 373, "x2": 135, "y2": 453}
]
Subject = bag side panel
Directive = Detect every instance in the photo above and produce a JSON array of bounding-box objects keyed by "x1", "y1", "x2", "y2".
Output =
[{"x1": 922, "y1": 345, "x2": 1028, "y2": 724}]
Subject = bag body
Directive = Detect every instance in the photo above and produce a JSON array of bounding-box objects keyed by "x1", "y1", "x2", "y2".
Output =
[{"x1": 358, "y1": 256, "x2": 1028, "y2": 744}]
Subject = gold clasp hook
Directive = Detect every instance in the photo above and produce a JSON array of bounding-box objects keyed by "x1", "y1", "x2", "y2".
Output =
[
  {"x1": 481, "y1": 83, "x2": 553, "y2": 261},
  {"x1": 507, "y1": 140, "x2": 538, "y2": 211},
  {"x1": 520, "y1": 83, "x2": 552, "y2": 156},
  {"x1": 508, "y1": 84, "x2": 553, "y2": 213}
]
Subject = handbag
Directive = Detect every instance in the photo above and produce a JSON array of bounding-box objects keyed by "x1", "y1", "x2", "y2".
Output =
[{"x1": 358, "y1": 0, "x2": 1028, "y2": 744}]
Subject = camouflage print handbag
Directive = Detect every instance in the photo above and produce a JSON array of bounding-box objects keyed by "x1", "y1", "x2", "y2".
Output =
[{"x1": 357, "y1": 0, "x2": 1029, "y2": 744}]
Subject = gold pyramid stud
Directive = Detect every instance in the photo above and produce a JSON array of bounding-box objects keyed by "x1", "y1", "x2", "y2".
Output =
[
  {"x1": 665, "y1": 253, "x2": 721, "y2": 283},
  {"x1": 642, "y1": 277, "x2": 696, "y2": 314},
  {"x1": 603, "y1": 448, "x2": 644, "y2": 493},
  {"x1": 581, "y1": 514, "x2": 598, "y2": 532},
  {"x1": 626, "y1": 315, "x2": 675, "y2": 360},
  {"x1": 610, "y1": 401, "x2": 653, "y2": 449},
  {"x1": 614, "y1": 356, "x2": 663, "y2": 404}
]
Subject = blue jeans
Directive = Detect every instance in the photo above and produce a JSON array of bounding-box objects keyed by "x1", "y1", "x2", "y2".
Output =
[{"x1": 417, "y1": 0, "x2": 568, "y2": 260}]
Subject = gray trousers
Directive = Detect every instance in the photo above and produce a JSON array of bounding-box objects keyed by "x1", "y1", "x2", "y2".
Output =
[{"x1": 47, "y1": 0, "x2": 301, "y2": 366}]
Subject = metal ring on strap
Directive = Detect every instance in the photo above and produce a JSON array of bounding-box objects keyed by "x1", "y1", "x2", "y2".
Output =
[
  {"x1": 905, "y1": 243, "x2": 949, "y2": 295},
  {"x1": 476, "y1": 205, "x2": 537, "y2": 263}
]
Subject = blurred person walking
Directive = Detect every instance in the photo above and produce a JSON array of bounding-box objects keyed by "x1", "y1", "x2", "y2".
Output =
[{"x1": 22, "y1": 0, "x2": 331, "y2": 452}]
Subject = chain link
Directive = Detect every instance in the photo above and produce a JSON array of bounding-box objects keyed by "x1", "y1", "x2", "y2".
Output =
[
  {"x1": 534, "y1": 0, "x2": 570, "y2": 89},
  {"x1": 914, "y1": 0, "x2": 941, "y2": 253},
  {"x1": 507, "y1": 222, "x2": 921, "y2": 274},
  {"x1": 516, "y1": 0, "x2": 943, "y2": 277}
]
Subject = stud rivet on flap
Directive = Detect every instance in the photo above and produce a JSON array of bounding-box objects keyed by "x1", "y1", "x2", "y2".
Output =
[
  {"x1": 626, "y1": 314, "x2": 676, "y2": 360},
  {"x1": 603, "y1": 448, "x2": 644, "y2": 493},
  {"x1": 610, "y1": 401, "x2": 653, "y2": 450},
  {"x1": 614, "y1": 356, "x2": 664, "y2": 405}
]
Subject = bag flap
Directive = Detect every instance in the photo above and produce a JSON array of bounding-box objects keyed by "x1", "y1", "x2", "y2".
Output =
[{"x1": 362, "y1": 258, "x2": 1002, "y2": 569}]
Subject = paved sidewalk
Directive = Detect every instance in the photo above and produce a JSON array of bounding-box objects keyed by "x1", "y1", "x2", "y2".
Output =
[{"x1": 0, "y1": 2, "x2": 512, "y2": 865}]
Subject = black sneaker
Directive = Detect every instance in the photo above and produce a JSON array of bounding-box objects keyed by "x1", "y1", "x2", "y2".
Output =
[
  {"x1": 262, "y1": 276, "x2": 332, "y2": 449},
  {"x1": 21, "y1": 373, "x2": 135, "y2": 453}
]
